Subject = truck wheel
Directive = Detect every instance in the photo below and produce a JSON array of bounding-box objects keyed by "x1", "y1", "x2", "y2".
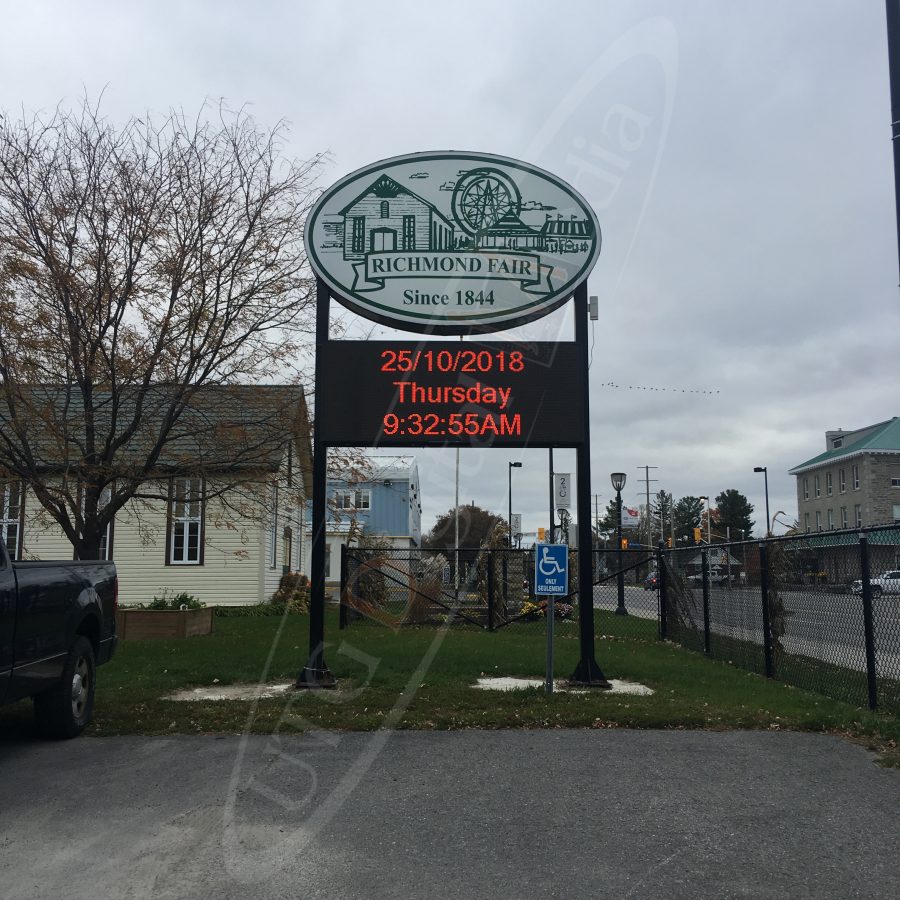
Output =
[
  {"x1": 34, "y1": 636, "x2": 96, "y2": 739},
  {"x1": 871, "y1": 585, "x2": 883, "y2": 598}
]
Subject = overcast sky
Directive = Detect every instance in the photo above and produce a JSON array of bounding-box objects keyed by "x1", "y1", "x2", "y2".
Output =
[{"x1": 2, "y1": 1, "x2": 897, "y2": 539}]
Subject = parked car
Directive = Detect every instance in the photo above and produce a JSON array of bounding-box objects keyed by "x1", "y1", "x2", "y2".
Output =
[
  {"x1": 643, "y1": 571, "x2": 659, "y2": 590},
  {"x1": 687, "y1": 568, "x2": 734, "y2": 586},
  {"x1": 1, "y1": 535, "x2": 117, "y2": 737},
  {"x1": 850, "y1": 570, "x2": 900, "y2": 597}
]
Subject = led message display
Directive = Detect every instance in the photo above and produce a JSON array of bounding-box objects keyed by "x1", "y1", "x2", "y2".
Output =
[{"x1": 318, "y1": 341, "x2": 585, "y2": 448}]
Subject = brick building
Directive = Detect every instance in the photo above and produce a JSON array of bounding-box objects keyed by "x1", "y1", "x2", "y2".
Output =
[{"x1": 789, "y1": 418, "x2": 900, "y2": 532}]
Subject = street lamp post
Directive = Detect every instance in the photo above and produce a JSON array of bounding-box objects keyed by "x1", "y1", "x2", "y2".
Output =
[
  {"x1": 754, "y1": 466, "x2": 771, "y2": 537},
  {"x1": 698, "y1": 495, "x2": 711, "y2": 544},
  {"x1": 508, "y1": 462, "x2": 522, "y2": 546},
  {"x1": 611, "y1": 472, "x2": 628, "y2": 615}
]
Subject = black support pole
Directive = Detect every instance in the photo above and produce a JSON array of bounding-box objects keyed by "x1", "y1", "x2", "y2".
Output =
[
  {"x1": 657, "y1": 540, "x2": 668, "y2": 641},
  {"x1": 886, "y1": 0, "x2": 900, "y2": 283},
  {"x1": 569, "y1": 283, "x2": 610, "y2": 687},
  {"x1": 487, "y1": 550, "x2": 495, "y2": 632},
  {"x1": 859, "y1": 534, "x2": 879, "y2": 710},
  {"x1": 339, "y1": 542, "x2": 348, "y2": 631},
  {"x1": 759, "y1": 542, "x2": 774, "y2": 679},
  {"x1": 296, "y1": 278, "x2": 336, "y2": 689},
  {"x1": 701, "y1": 546, "x2": 711, "y2": 656}
]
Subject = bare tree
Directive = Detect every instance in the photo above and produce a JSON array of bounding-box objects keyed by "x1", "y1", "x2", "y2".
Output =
[{"x1": 0, "y1": 98, "x2": 324, "y2": 558}]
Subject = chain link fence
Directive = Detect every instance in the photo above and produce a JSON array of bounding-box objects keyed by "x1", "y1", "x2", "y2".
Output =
[
  {"x1": 659, "y1": 525, "x2": 900, "y2": 713},
  {"x1": 338, "y1": 525, "x2": 900, "y2": 712}
]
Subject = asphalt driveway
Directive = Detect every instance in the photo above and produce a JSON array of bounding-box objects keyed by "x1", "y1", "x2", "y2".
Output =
[{"x1": 1, "y1": 728, "x2": 898, "y2": 899}]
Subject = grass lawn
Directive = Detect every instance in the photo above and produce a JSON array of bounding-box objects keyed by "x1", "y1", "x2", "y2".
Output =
[{"x1": 3, "y1": 611, "x2": 898, "y2": 766}]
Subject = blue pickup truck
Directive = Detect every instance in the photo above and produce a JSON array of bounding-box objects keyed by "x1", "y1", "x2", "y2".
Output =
[{"x1": 0, "y1": 535, "x2": 117, "y2": 738}]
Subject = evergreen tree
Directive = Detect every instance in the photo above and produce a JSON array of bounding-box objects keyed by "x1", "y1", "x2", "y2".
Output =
[
  {"x1": 650, "y1": 490, "x2": 674, "y2": 544},
  {"x1": 673, "y1": 496, "x2": 704, "y2": 544},
  {"x1": 714, "y1": 489, "x2": 755, "y2": 539}
]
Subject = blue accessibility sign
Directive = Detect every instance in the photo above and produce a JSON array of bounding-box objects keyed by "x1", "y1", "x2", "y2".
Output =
[{"x1": 534, "y1": 543, "x2": 569, "y2": 597}]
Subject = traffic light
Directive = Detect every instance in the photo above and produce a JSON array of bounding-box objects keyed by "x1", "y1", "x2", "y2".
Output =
[
  {"x1": 538, "y1": 527, "x2": 546, "y2": 541},
  {"x1": 620, "y1": 538, "x2": 629, "y2": 550},
  {"x1": 693, "y1": 527, "x2": 702, "y2": 543},
  {"x1": 666, "y1": 537, "x2": 672, "y2": 548}
]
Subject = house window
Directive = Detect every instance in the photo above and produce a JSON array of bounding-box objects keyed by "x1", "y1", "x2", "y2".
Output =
[
  {"x1": 891, "y1": 477, "x2": 900, "y2": 487},
  {"x1": 894, "y1": 504, "x2": 900, "y2": 524},
  {"x1": 803, "y1": 478, "x2": 809, "y2": 501},
  {"x1": 402, "y1": 215, "x2": 416, "y2": 250},
  {"x1": 380, "y1": 200, "x2": 389, "y2": 218},
  {"x1": 804, "y1": 512, "x2": 810, "y2": 533},
  {"x1": 335, "y1": 489, "x2": 370, "y2": 510},
  {"x1": 839, "y1": 469, "x2": 846, "y2": 493},
  {"x1": 0, "y1": 481, "x2": 23, "y2": 561},
  {"x1": 825, "y1": 473, "x2": 832, "y2": 496},
  {"x1": 168, "y1": 477, "x2": 203, "y2": 565},
  {"x1": 815, "y1": 511, "x2": 821, "y2": 532},
  {"x1": 855, "y1": 504, "x2": 862, "y2": 528},
  {"x1": 832, "y1": 437, "x2": 843, "y2": 449},
  {"x1": 841, "y1": 507, "x2": 848, "y2": 529},
  {"x1": 270, "y1": 482, "x2": 278, "y2": 568},
  {"x1": 852, "y1": 465, "x2": 860, "y2": 490},
  {"x1": 814, "y1": 475, "x2": 820, "y2": 498},
  {"x1": 282, "y1": 526, "x2": 293, "y2": 572},
  {"x1": 827, "y1": 509, "x2": 834, "y2": 530},
  {"x1": 351, "y1": 217, "x2": 365, "y2": 253}
]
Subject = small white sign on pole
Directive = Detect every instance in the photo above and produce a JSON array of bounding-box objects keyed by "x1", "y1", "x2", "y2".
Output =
[
  {"x1": 554, "y1": 473, "x2": 571, "y2": 509},
  {"x1": 510, "y1": 513, "x2": 522, "y2": 537}
]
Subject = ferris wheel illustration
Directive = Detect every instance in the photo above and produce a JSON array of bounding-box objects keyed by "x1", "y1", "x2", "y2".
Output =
[{"x1": 451, "y1": 168, "x2": 522, "y2": 236}]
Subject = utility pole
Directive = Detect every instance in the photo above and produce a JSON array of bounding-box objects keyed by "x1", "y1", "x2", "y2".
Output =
[{"x1": 636, "y1": 465, "x2": 658, "y2": 549}]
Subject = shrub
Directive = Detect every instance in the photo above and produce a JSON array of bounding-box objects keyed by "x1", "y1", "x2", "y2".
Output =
[
  {"x1": 270, "y1": 572, "x2": 310, "y2": 613},
  {"x1": 140, "y1": 590, "x2": 205, "y2": 610}
]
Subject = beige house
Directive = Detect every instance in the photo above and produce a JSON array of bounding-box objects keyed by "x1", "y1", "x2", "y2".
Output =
[{"x1": 1, "y1": 385, "x2": 312, "y2": 607}]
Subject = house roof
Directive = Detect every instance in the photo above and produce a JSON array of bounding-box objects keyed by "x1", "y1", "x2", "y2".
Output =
[
  {"x1": 338, "y1": 174, "x2": 454, "y2": 228},
  {"x1": 789, "y1": 417, "x2": 900, "y2": 474},
  {"x1": 0, "y1": 384, "x2": 312, "y2": 492}
]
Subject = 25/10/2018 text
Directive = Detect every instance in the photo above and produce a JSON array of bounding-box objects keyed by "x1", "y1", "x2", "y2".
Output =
[{"x1": 380, "y1": 348, "x2": 525, "y2": 374}]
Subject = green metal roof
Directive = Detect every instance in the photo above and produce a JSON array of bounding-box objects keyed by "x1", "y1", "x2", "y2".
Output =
[{"x1": 789, "y1": 417, "x2": 900, "y2": 473}]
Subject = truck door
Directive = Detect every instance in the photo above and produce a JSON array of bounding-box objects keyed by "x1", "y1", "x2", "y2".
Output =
[{"x1": 0, "y1": 539, "x2": 15, "y2": 702}]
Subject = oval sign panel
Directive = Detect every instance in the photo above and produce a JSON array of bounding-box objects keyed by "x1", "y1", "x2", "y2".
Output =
[{"x1": 305, "y1": 151, "x2": 601, "y2": 334}]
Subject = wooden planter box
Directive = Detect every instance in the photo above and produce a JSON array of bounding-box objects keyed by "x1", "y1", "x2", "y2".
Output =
[{"x1": 116, "y1": 606, "x2": 215, "y2": 640}]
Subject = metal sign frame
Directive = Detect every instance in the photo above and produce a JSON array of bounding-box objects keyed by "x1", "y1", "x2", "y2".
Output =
[{"x1": 296, "y1": 276, "x2": 610, "y2": 689}]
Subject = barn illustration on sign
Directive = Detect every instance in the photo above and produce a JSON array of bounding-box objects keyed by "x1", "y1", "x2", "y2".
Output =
[{"x1": 325, "y1": 168, "x2": 594, "y2": 261}]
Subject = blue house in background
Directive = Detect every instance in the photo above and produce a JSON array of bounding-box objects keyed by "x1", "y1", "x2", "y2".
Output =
[{"x1": 303, "y1": 457, "x2": 422, "y2": 583}]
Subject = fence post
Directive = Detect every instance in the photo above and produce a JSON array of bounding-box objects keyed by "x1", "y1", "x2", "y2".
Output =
[
  {"x1": 758, "y1": 542, "x2": 774, "y2": 678},
  {"x1": 858, "y1": 534, "x2": 879, "y2": 710},
  {"x1": 487, "y1": 550, "x2": 495, "y2": 632},
  {"x1": 657, "y1": 540, "x2": 668, "y2": 640},
  {"x1": 701, "y1": 546, "x2": 711, "y2": 655},
  {"x1": 339, "y1": 543, "x2": 348, "y2": 630}
]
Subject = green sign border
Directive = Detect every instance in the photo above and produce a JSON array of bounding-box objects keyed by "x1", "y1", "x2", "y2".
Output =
[{"x1": 305, "y1": 151, "x2": 602, "y2": 335}]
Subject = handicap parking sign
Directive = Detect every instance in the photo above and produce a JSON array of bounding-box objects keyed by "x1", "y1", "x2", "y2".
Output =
[{"x1": 534, "y1": 543, "x2": 569, "y2": 597}]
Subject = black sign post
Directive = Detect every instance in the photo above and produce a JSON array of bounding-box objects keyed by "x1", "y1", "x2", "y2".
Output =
[
  {"x1": 295, "y1": 278, "x2": 336, "y2": 688},
  {"x1": 296, "y1": 277, "x2": 610, "y2": 688}
]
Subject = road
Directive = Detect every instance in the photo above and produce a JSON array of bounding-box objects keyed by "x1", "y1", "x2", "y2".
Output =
[
  {"x1": 594, "y1": 583, "x2": 900, "y2": 678},
  {"x1": 1, "y1": 729, "x2": 898, "y2": 899}
]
